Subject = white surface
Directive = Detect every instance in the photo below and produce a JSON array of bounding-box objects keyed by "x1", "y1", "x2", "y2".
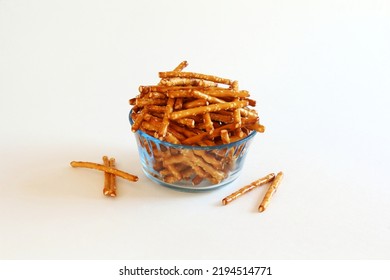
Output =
[{"x1": 1, "y1": 0, "x2": 390, "y2": 260}]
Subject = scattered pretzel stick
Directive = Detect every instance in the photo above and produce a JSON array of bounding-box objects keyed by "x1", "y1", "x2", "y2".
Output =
[
  {"x1": 109, "y1": 157, "x2": 117, "y2": 196},
  {"x1": 258, "y1": 172, "x2": 283, "y2": 212},
  {"x1": 102, "y1": 156, "x2": 111, "y2": 196},
  {"x1": 222, "y1": 173, "x2": 275, "y2": 205},
  {"x1": 70, "y1": 161, "x2": 138, "y2": 182}
]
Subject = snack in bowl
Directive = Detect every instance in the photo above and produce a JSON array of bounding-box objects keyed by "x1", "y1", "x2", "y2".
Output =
[{"x1": 129, "y1": 61, "x2": 265, "y2": 190}]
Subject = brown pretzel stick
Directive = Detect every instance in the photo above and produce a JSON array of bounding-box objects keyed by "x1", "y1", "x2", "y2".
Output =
[
  {"x1": 70, "y1": 161, "x2": 138, "y2": 182},
  {"x1": 160, "y1": 77, "x2": 217, "y2": 87},
  {"x1": 169, "y1": 100, "x2": 248, "y2": 120},
  {"x1": 222, "y1": 173, "x2": 275, "y2": 205},
  {"x1": 159, "y1": 71, "x2": 233, "y2": 85},
  {"x1": 258, "y1": 172, "x2": 283, "y2": 212},
  {"x1": 131, "y1": 107, "x2": 148, "y2": 132},
  {"x1": 158, "y1": 98, "x2": 175, "y2": 138},
  {"x1": 102, "y1": 156, "x2": 111, "y2": 196},
  {"x1": 109, "y1": 157, "x2": 117, "y2": 196},
  {"x1": 172, "y1": 60, "x2": 188, "y2": 72}
]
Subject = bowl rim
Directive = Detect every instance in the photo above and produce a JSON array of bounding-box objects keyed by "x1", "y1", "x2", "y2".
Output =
[{"x1": 129, "y1": 109, "x2": 257, "y2": 150}]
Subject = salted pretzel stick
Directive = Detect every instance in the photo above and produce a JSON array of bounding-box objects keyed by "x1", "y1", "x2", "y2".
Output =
[
  {"x1": 204, "y1": 88, "x2": 249, "y2": 98},
  {"x1": 158, "y1": 98, "x2": 174, "y2": 138},
  {"x1": 174, "y1": 98, "x2": 183, "y2": 110},
  {"x1": 131, "y1": 107, "x2": 148, "y2": 132},
  {"x1": 220, "y1": 129, "x2": 231, "y2": 144},
  {"x1": 183, "y1": 98, "x2": 208, "y2": 109},
  {"x1": 182, "y1": 123, "x2": 236, "y2": 145},
  {"x1": 102, "y1": 156, "x2": 111, "y2": 196},
  {"x1": 70, "y1": 161, "x2": 139, "y2": 182},
  {"x1": 231, "y1": 80, "x2": 239, "y2": 91},
  {"x1": 173, "y1": 60, "x2": 188, "y2": 72},
  {"x1": 191, "y1": 90, "x2": 257, "y2": 120},
  {"x1": 160, "y1": 77, "x2": 217, "y2": 87},
  {"x1": 158, "y1": 61, "x2": 188, "y2": 85},
  {"x1": 258, "y1": 172, "x2": 284, "y2": 212},
  {"x1": 159, "y1": 71, "x2": 233, "y2": 85},
  {"x1": 203, "y1": 112, "x2": 214, "y2": 134},
  {"x1": 170, "y1": 100, "x2": 248, "y2": 120},
  {"x1": 109, "y1": 157, "x2": 117, "y2": 196},
  {"x1": 222, "y1": 173, "x2": 276, "y2": 205}
]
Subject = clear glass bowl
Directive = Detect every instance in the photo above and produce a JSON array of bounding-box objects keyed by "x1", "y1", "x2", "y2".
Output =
[{"x1": 129, "y1": 111, "x2": 257, "y2": 191}]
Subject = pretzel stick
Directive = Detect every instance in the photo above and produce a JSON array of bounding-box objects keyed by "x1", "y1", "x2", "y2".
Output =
[
  {"x1": 182, "y1": 123, "x2": 236, "y2": 145},
  {"x1": 183, "y1": 98, "x2": 208, "y2": 109},
  {"x1": 231, "y1": 80, "x2": 239, "y2": 91},
  {"x1": 158, "y1": 98, "x2": 175, "y2": 138},
  {"x1": 174, "y1": 98, "x2": 183, "y2": 110},
  {"x1": 135, "y1": 98, "x2": 167, "y2": 107},
  {"x1": 191, "y1": 90, "x2": 257, "y2": 120},
  {"x1": 108, "y1": 157, "x2": 117, "y2": 197},
  {"x1": 233, "y1": 107, "x2": 242, "y2": 128},
  {"x1": 170, "y1": 100, "x2": 248, "y2": 120},
  {"x1": 222, "y1": 173, "x2": 275, "y2": 205},
  {"x1": 70, "y1": 161, "x2": 138, "y2": 182},
  {"x1": 204, "y1": 88, "x2": 249, "y2": 98},
  {"x1": 102, "y1": 156, "x2": 111, "y2": 196},
  {"x1": 203, "y1": 112, "x2": 214, "y2": 134},
  {"x1": 173, "y1": 60, "x2": 188, "y2": 72},
  {"x1": 258, "y1": 172, "x2": 283, "y2": 212},
  {"x1": 220, "y1": 129, "x2": 231, "y2": 144},
  {"x1": 159, "y1": 71, "x2": 233, "y2": 85},
  {"x1": 131, "y1": 107, "x2": 148, "y2": 132},
  {"x1": 160, "y1": 77, "x2": 217, "y2": 87}
]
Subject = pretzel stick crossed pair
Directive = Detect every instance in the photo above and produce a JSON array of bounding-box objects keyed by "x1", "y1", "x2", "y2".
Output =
[
  {"x1": 222, "y1": 172, "x2": 284, "y2": 213},
  {"x1": 70, "y1": 158, "x2": 138, "y2": 197}
]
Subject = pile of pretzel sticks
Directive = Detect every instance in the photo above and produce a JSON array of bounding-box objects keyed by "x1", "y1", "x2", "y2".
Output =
[{"x1": 130, "y1": 61, "x2": 265, "y2": 186}]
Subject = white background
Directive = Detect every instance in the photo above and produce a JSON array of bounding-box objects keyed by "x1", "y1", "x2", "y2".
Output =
[{"x1": 1, "y1": 0, "x2": 389, "y2": 260}]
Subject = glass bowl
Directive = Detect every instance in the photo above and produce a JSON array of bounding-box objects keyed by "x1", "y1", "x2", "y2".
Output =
[{"x1": 129, "y1": 111, "x2": 257, "y2": 191}]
